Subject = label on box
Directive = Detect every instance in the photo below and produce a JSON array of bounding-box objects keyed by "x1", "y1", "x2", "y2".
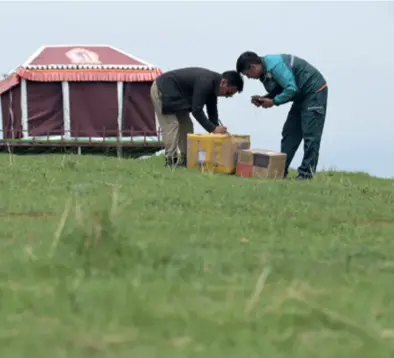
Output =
[{"x1": 198, "y1": 150, "x2": 206, "y2": 162}]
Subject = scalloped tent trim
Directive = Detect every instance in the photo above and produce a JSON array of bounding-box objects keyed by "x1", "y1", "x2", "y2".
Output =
[{"x1": 0, "y1": 45, "x2": 162, "y2": 95}]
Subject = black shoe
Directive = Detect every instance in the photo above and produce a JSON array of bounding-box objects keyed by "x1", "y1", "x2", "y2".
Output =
[
  {"x1": 178, "y1": 154, "x2": 187, "y2": 167},
  {"x1": 165, "y1": 156, "x2": 178, "y2": 167},
  {"x1": 296, "y1": 174, "x2": 312, "y2": 181}
]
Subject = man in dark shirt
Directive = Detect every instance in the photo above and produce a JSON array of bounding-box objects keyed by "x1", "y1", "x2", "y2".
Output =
[{"x1": 150, "y1": 67, "x2": 244, "y2": 167}]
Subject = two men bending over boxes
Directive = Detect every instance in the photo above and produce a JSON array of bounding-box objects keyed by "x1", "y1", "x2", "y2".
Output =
[{"x1": 150, "y1": 51, "x2": 328, "y2": 181}]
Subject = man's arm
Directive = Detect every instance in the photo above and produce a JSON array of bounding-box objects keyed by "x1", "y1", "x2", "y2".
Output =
[
  {"x1": 191, "y1": 78, "x2": 217, "y2": 133},
  {"x1": 262, "y1": 86, "x2": 283, "y2": 99},
  {"x1": 270, "y1": 59, "x2": 298, "y2": 105},
  {"x1": 251, "y1": 86, "x2": 282, "y2": 106},
  {"x1": 206, "y1": 96, "x2": 219, "y2": 126}
]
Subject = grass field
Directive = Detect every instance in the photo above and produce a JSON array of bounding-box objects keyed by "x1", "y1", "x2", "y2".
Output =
[{"x1": 0, "y1": 152, "x2": 394, "y2": 357}]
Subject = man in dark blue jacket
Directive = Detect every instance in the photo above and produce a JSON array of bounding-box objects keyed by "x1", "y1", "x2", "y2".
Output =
[{"x1": 236, "y1": 51, "x2": 328, "y2": 180}]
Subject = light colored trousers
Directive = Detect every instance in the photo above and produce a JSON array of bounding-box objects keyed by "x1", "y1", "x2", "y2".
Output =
[{"x1": 150, "y1": 80, "x2": 194, "y2": 158}]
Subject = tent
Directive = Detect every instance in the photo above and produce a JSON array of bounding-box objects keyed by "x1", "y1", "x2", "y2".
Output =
[{"x1": 0, "y1": 45, "x2": 163, "y2": 146}]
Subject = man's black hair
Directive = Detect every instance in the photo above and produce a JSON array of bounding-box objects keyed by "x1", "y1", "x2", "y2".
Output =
[
  {"x1": 236, "y1": 51, "x2": 262, "y2": 73},
  {"x1": 221, "y1": 70, "x2": 244, "y2": 92}
]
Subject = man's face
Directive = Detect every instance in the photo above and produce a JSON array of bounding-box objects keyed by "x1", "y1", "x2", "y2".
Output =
[
  {"x1": 218, "y1": 80, "x2": 238, "y2": 98},
  {"x1": 242, "y1": 64, "x2": 262, "y2": 79}
]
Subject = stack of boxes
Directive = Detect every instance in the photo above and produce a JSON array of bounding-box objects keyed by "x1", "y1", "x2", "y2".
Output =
[
  {"x1": 235, "y1": 149, "x2": 287, "y2": 179},
  {"x1": 187, "y1": 134, "x2": 287, "y2": 180}
]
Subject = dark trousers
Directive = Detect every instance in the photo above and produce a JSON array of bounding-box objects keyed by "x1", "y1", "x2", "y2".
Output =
[{"x1": 281, "y1": 87, "x2": 328, "y2": 178}]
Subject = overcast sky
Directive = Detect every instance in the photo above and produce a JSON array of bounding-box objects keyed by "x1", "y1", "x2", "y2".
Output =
[{"x1": 1, "y1": 1, "x2": 393, "y2": 178}]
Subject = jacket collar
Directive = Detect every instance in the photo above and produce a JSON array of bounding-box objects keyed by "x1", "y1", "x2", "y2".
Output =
[
  {"x1": 214, "y1": 72, "x2": 222, "y2": 95},
  {"x1": 259, "y1": 56, "x2": 269, "y2": 81}
]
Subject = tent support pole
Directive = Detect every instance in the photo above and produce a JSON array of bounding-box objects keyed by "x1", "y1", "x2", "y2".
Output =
[
  {"x1": 62, "y1": 81, "x2": 71, "y2": 139},
  {"x1": 116, "y1": 81, "x2": 124, "y2": 159},
  {"x1": 21, "y1": 79, "x2": 28, "y2": 138}
]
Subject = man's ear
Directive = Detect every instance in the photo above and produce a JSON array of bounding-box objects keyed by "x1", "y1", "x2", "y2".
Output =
[{"x1": 220, "y1": 79, "x2": 227, "y2": 87}]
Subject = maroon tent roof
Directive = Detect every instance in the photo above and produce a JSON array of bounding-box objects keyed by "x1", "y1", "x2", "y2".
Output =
[
  {"x1": 28, "y1": 46, "x2": 146, "y2": 66},
  {"x1": 0, "y1": 45, "x2": 162, "y2": 94}
]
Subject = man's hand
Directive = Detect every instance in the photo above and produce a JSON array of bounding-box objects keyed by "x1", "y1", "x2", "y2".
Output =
[
  {"x1": 251, "y1": 95, "x2": 263, "y2": 107},
  {"x1": 251, "y1": 95, "x2": 275, "y2": 108},
  {"x1": 212, "y1": 126, "x2": 228, "y2": 134},
  {"x1": 260, "y1": 98, "x2": 274, "y2": 108}
]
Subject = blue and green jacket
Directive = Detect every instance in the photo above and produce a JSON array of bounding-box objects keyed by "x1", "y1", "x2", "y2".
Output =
[{"x1": 260, "y1": 54, "x2": 327, "y2": 105}]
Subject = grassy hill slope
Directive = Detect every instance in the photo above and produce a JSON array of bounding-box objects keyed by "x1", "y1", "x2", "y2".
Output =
[{"x1": 0, "y1": 153, "x2": 393, "y2": 357}]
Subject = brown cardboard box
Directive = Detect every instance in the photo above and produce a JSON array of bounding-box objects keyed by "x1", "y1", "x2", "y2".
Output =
[
  {"x1": 237, "y1": 149, "x2": 254, "y2": 166},
  {"x1": 218, "y1": 136, "x2": 251, "y2": 173},
  {"x1": 236, "y1": 148, "x2": 287, "y2": 179}
]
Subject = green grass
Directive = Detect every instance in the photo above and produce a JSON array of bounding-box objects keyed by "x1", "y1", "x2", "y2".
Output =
[{"x1": 0, "y1": 152, "x2": 394, "y2": 357}]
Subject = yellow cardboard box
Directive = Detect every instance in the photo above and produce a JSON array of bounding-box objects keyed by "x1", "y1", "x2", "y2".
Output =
[{"x1": 187, "y1": 134, "x2": 251, "y2": 174}]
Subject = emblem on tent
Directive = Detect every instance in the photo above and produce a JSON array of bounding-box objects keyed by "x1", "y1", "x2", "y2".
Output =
[{"x1": 65, "y1": 48, "x2": 102, "y2": 64}]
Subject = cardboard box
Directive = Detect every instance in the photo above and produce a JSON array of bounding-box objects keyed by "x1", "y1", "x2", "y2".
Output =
[
  {"x1": 236, "y1": 149, "x2": 287, "y2": 179},
  {"x1": 187, "y1": 134, "x2": 251, "y2": 174}
]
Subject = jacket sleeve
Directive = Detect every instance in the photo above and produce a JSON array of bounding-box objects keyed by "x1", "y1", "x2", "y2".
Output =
[
  {"x1": 206, "y1": 96, "x2": 219, "y2": 126},
  {"x1": 263, "y1": 86, "x2": 283, "y2": 99},
  {"x1": 270, "y1": 60, "x2": 298, "y2": 105},
  {"x1": 191, "y1": 79, "x2": 217, "y2": 133}
]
